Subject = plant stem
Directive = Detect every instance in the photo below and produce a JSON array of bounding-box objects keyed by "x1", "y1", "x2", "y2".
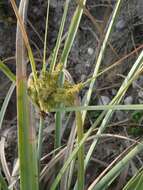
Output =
[
  {"x1": 42, "y1": 0, "x2": 50, "y2": 72},
  {"x1": 55, "y1": 111, "x2": 62, "y2": 148},
  {"x1": 14, "y1": 1, "x2": 39, "y2": 189},
  {"x1": 53, "y1": 0, "x2": 70, "y2": 156},
  {"x1": 75, "y1": 98, "x2": 84, "y2": 190},
  {"x1": 37, "y1": 116, "x2": 44, "y2": 167},
  {"x1": 49, "y1": 0, "x2": 70, "y2": 73}
]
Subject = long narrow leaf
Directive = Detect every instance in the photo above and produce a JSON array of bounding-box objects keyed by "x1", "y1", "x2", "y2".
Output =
[
  {"x1": 88, "y1": 141, "x2": 143, "y2": 190},
  {"x1": 42, "y1": 0, "x2": 50, "y2": 72},
  {"x1": 123, "y1": 167, "x2": 143, "y2": 190},
  {"x1": 0, "y1": 61, "x2": 16, "y2": 82},
  {"x1": 60, "y1": 0, "x2": 87, "y2": 66},
  {"x1": 82, "y1": 0, "x2": 123, "y2": 121},
  {"x1": 85, "y1": 49, "x2": 143, "y2": 167},
  {"x1": 51, "y1": 47, "x2": 143, "y2": 188},
  {"x1": 10, "y1": 0, "x2": 37, "y2": 81},
  {"x1": 49, "y1": 0, "x2": 70, "y2": 72},
  {"x1": 0, "y1": 83, "x2": 15, "y2": 129},
  {"x1": 0, "y1": 172, "x2": 9, "y2": 190},
  {"x1": 53, "y1": 104, "x2": 143, "y2": 112},
  {"x1": 15, "y1": 0, "x2": 39, "y2": 189}
]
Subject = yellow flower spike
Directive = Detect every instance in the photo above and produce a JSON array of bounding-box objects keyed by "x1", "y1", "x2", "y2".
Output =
[{"x1": 27, "y1": 65, "x2": 84, "y2": 113}]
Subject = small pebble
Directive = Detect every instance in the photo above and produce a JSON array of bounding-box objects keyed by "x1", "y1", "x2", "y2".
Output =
[
  {"x1": 74, "y1": 64, "x2": 83, "y2": 74},
  {"x1": 138, "y1": 90, "x2": 143, "y2": 98},
  {"x1": 81, "y1": 74, "x2": 86, "y2": 81},
  {"x1": 88, "y1": 47, "x2": 94, "y2": 55},
  {"x1": 124, "y1": 96, "x2": 133, "y2": 105},
  {"x1": 116, "y1": 110, "x2": 125, "y2": 121},
  {"x1": 98, "y1": 96, "x2": 110, "y2": 105},
  {"x1": 112, "y1": 89, "x2": 117, "y2": 96},
  {"x1": 116, "y1": 20, "x2": 126, "y2": 31}
]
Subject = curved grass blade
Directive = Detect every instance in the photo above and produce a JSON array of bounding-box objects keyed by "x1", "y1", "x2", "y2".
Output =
[
  {"x1": 60, "y1": 121, "x2": 76, "y2": 190},
  {"x1": 0, "y1": 172, "x2": 9, "y2": 190},
  {"x1": 50, "y1": 112, "x2": 106, "y2": 190},
  {"x1": 0, "y1": 83, "x2": 15, "y2": 129},
  {"x1": 0, "y1": 130, "x2": 11, "y2": 184},
  {"x1": 51, "y1": 48, "x2": 143, "y2": 189},
  {"x1": 10, "y1": 0, "x2": 37, "y2": 81},
  {"x1": 82, "y1": 0, "x2": 123, "y2": 122},
  {"x1": 123, "y1": 167, "x2": 143, "y2": 190},
  {"x1": 85, "y1": 49, "x2": 143, "y2": 168},
  {"x1": 87, "y1": 141, "x2": 143, "y2": 190},
  {"x1": 0, "y1": 61, "x2": 16, "y2": 82}
]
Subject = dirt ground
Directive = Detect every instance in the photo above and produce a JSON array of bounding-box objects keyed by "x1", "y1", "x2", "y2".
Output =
[{"x1": 1, "y1": 0, "x2": 143, "y2": 189}]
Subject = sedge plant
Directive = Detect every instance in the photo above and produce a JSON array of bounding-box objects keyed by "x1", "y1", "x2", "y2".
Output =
[{"x1": 1, "y1": 0, "x2": 143, "y2": 190}]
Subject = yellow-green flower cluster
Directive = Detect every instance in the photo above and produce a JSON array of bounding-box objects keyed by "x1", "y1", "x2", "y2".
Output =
[{"x1": 27, "y1": 64, "x2": 83, "y2": 112}]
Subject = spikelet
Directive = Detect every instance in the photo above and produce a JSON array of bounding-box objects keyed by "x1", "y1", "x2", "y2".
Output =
[{"x1": 27, "y1": 64, "x2": 83, "y2": 112}]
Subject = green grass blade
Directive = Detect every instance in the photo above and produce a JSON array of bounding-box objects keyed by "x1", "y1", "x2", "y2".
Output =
[
  {"x1": 0, "y1": 172, "x2": 9, "y2": 190},
  {"x1": 37, "y1": 116, "x2": 44, "y2": 164},
  {"x1": 17, "y1": 81, "x2": 38, "y2": 190},
  {"x1": 51, "y1": 60, "x2": 143, "y2": 190},
  {"x1": 88, "y1": 141, "x2": 143, "y2": 190},
  {"x1": 53, "y1": 104, "x2": 143, "y2": 112},
  {"x1": 73, "y1": 3, "x2": 124, "y2": 185},
  {"x1": 49, "y1": 0, "x2": 70, "y2": 72},
  {"x1": 82, "y1": 0, "x2": 123, "y2": 122},
  {"x1": 123, "y1": 167, "x2": 143, "y2": 190},
  {"x1": 85, "y1": 49, "x2": 143, "y2": 168},
  {"x1": 60, "y1": 0, "x2": 87, "y2": 66},
  {"x1": 0, "y1": 83, "x2": 15, "y2": 129},
  {"x1": 15, "y1": 0, "x2": 39, "y2": 189},
  {"x1": 55, "y1": 111, "x2": 62, "y2": 148},
  {"x1": 50, "y1": 112, "x2": 106, "y2": 190},
  {"x1": 53, "y1": 0, "x2": 73, "y2": 152},
  {"x1": 0, "y1": 60, "x2": 16, "y2": 82},
  {"x1": 10, "y1": 0, "x2": 38, "y2": 82},
  {"x1": 57, "y1": 2, "x2": 87, "y2": 187},
  {"x1": 76, "y1": 110, "x2": 84, "y2": 190},
  {"x1": 51, "y1": 47, "x2": 143, "y2": 189},
  {"x1": 54, "y1": 0, "x2": 87, "y2": 168},
  {"x1": 42, "y1": 0, "x2": 50, "y2": 72}
]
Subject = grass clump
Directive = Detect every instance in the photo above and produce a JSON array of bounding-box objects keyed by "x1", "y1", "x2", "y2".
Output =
[{"x1": 1, "y1": 0, "x2": 143, "y2": 190}]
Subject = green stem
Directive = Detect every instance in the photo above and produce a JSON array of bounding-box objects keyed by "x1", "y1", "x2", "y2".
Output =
[
  {"x1": 42, "y1": 0, "x2": 50, "y2": 72},
  {"x1": 53, "y1": 0, "x2": 70, "y2": 156},
  {"x1": 49, "y1": 0, "x2": 70, "y2": 73},
  {"x1": 0, "y1": 171, "x2": 8, "y2": 190},
  {"x1": 37, "y1": 116, "x2": 44, "y2": 166},
  {"x1": 76, "y1": 109, "x2": 84, "y2": 190},
  {"x1": 54, "y1": 0, "x2": 86, "y2": 156},
  {"x1": 15, "y1": 1, "x2": 39, "y2": 189},
  {"x1": 17, "y1": 80, "x2": 38, "y2": 190},
  {"x1": 55, "y1": 111, "x2": 62, "y2": 148}
]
